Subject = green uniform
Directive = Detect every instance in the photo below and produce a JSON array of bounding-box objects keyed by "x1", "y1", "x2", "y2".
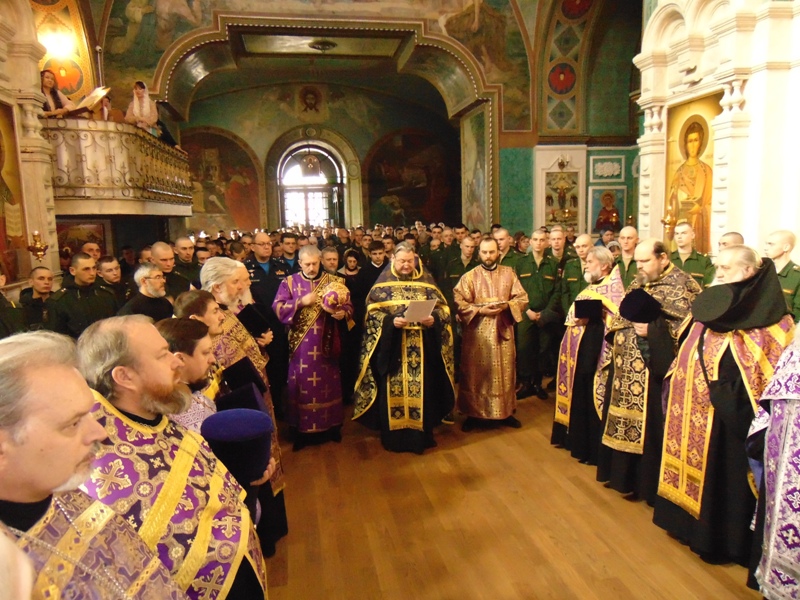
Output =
[
  {"x1": 173, "y1": 258, "x2": 201, "y2": 283},
  {"x1": 440, "y1": 255, "x2": 480, "y2": 312},
  {"x1": 670, "y1": 249, "x2": 715, "y2": 288},
  {"x1": 0, "y1": 296, "x2": 27, "y2": 339},
  {"x1": 616, "y1": 256, "x2": 638, "y2": 290},
  {"x1": 515, "y1": 254, "x2": 560, "y2": 386},
  {"x1": 46, "y1": 283, "x2": 117, "y2": 338},
  {"x1": 500, "y1": 248, "x2": 522, "y2": 274},
  {"x1": 777, "y1": 260, "x2": 800, "y2": 322},
  {"x1": 558, "y1": 258, "x2": 589, "y2": 315}
]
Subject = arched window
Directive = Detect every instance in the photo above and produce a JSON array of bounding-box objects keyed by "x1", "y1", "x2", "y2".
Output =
[{"x1": 279, "y1": 146, "x2": 344, "y2": 228}]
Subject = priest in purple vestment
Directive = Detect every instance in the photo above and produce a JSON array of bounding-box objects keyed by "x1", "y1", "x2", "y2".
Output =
[{"x1": 273, "y1": 245, "x2": 354, "y2": 450}]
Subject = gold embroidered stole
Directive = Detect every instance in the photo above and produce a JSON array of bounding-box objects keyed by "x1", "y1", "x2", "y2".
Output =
[
  {"x1": 286, "y1": 272, "x2": 332, "y2": 355},
  {"x1": 602, "y1": 266, "x2": 699, "y2": 454},
  {"x1": 659, "y1": 316, "x2": 795, "y2": 518},
  {"x1": 554, "y1": 267, "x2": 624, "y2": 426},
  {"x1": 353, "y1": 276, "x2": 455, "y2": 431}
]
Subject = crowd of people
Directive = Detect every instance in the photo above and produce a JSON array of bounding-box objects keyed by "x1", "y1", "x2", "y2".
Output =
[{"x1": 1, "y1": 218, "x2": 799, "y2": 598}]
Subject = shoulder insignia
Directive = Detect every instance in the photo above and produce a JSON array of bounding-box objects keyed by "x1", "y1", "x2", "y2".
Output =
[
  {"x1": 793, "y1": 265, "x2": 800, "y2": 272},
  {"x1": 49, "y1": 289, "x2": 67, "y2": 301}
]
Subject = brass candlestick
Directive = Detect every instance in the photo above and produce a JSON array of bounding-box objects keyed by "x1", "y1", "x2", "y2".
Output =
[{"x1": 27, "y1": 231, "x2": 49, "y2": 262}]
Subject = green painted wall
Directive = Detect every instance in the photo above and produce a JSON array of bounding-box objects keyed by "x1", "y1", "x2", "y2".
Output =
[
  {"x1": 585, "y1": 2, "x2": 642, "y2": 137},
  {"x1": 499, "y1": 147, "x2": 534, "y2": 234}
]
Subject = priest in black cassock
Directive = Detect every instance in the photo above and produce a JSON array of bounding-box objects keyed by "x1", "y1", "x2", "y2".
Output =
[
  {"x1": 654, "y1": 245, "x2": 794, "y2": 566},
  {"x1": 352, "y1": 243, "x2": 454, "y2": 454}
]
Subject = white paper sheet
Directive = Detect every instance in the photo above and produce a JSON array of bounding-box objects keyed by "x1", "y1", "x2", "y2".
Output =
[{"x1": 404, "y1": 299, "x2": 437, "y2": 322}]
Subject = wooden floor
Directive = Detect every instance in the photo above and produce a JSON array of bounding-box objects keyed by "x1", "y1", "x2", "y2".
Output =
[{"x1": 266, "y1": 389, "x2": 759, "y2": 600}]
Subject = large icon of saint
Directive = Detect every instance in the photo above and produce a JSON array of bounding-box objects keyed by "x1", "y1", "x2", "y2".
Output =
[{"x1": 667, "y1": 119, "x2": 713, "y2": 253}]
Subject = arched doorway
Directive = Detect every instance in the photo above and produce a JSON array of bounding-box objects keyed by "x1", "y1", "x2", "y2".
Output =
[{"x1": 278, "y1": 145, "x2": 345, "y2": 228}]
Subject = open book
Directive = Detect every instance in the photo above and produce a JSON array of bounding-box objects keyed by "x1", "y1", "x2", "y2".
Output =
[{"x1": 65, "y1": 86, "x2": 110, "y2": 117}]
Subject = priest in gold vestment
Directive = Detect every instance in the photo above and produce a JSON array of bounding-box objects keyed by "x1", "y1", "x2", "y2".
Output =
[
  {"x1": 455, "y1": 237, "x2": 528, "y2": 430},
  {"x1": 353, "y1": 243, "x2": 455, "y2": 454}
]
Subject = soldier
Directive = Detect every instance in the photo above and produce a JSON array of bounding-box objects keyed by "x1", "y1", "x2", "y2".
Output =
[
  {"x1": 493, "y1": 227, "x2": 522, "y2": 272},
  {"x1": 616, "y1": 226, "x2": 639, "y2": 289},
  {"x1": 764, "y1": 229, "x2": 800, "y2": 322},
  {"x1": 95, "y1": 256, "x2": 134, "y2": 309},
  {"x1": 557, "y1": 233, "x2": 593, "y2": 315},
  {"x1": 670, "y1": 221, "x2": 715, "y2": 288},
  {"x1": 18, "y1": 266, "x2": 53, "y2": 330},
  {"x1": 173, "y1": 236, "x2": 200, "y2": 283},
  {"x1": 150, "y1": 241, "x2": 191, "y2": 301},
  {"x1": 515, "y1": 230, "x2": 559, "y2": 400},
  {"x1": 45, "y1": 253, "x2": 116, "y2": 338}
]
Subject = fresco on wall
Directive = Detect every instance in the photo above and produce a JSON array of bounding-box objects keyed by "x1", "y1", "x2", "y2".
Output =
[
  {"x1": 461, "y1": 107, "x2": 489, "y2": 232},
  {"x1": 31, "y1": 0, "x2": 95, "y2": 102},
  {"x1": 665, "y1": 93, "x2": 723, "y2": 255},
  {"x1": 95, "y1": 0, "x2": 531, "y2": 130},
  {"x1": 182, "y1": 129, "x2": 263, "y2": 234},
  {"x1": 0, "y1": 103, "x2": 25, "y2": 281},
  {"x1": 365, "y1": 132, "x2": 459, "y2": 226}
]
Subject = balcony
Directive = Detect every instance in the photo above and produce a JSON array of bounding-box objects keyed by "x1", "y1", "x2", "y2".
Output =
[{"x1": 41, "y1": 118, "x2": 193, "y2": 216}]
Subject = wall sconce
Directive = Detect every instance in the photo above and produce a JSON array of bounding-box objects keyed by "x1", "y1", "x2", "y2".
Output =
[{"x1": 27, "y1": 231, "x2": 49, "y2": 262}]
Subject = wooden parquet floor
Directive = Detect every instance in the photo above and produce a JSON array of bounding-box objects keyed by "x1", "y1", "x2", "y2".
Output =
[{"x1": 266, "y1": 391, "x2": 759, "y2": 600}]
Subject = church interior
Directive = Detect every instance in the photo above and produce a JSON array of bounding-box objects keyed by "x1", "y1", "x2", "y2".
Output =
[{"x1": 1, "y1": 0, "x2": 799, "y2": 597}]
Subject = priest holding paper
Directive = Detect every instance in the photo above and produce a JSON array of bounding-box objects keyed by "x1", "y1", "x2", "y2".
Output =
[
  {"x1": 353, "y1": 242, "x2": 455, "y2": 454},
  {"x1": 454, "y1": 236, "x2": 529, "y2": 431}
]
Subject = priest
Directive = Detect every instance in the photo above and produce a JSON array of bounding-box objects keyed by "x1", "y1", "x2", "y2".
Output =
[
  {"x1": 352, "y1": 242, "x2": 455, "y2": 454},
  {"x1": 455, "y1": 236, "x2": 528, "y2": 431},
  {"x1": 273, "y1": 245, "x2": 354, "y2": 449},
  {"x1": 654, "y1": 245, "x2": 795, "y2": 566}
]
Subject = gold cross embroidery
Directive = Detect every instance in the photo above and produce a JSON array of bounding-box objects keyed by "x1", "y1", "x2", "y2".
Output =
[{"x1": 308, "y1": 372, "x2": 321, "y2": 386}]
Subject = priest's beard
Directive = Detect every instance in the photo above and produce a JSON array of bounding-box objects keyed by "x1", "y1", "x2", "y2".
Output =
[
  {"x1": 217, "y1": 287, "x2": 253, "y2": 312},
  {"x1": 53, "y1": 441, "x2": 103, "y2": 493},
  {"x1": 140, "y1": 379, "x2": 193, "y2": 416},
  {"x1": 584, "y1": 268, "x2": 604, "y2": 284}
]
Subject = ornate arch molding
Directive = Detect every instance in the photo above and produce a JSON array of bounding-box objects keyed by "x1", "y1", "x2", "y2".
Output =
[
  {"x1": 265, "y1": 126, "x2": 363, "y2": 228},
  {"x1": 634, "y1": 0, "x2": 796, "y2": 247},
  {"x1": 0, "y1": 0, "x2": 59, "y2": 275},
  {"x1": 152, "y1": 15, "x2": 494, "y2": 122}
]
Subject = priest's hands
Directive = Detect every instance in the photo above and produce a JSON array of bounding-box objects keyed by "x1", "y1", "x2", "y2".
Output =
[
  {"x1": 330, "y1": 310, "x2": 346, "y2": 321},
  {"x1": 479, "y1": 304, "x2": 505, "y2": 316},
  {"x1": 250, "y1": 458, "x2": 277, "y2": 486},
  {"x1": 256, "y1": 330, "x2": 274, "y2": 347},
  {"x1": 301, "y1": 292, "x2": 318, "y2": 307},
  {"x1": 393, "y1": 316, "x2": 434, "y2": 327},
  {"x1": 573, "y1": 318, "x2": 589, "y2": 327},
  {"x1": 633, "y1": 322, "x2": 649, "y2": 337}
]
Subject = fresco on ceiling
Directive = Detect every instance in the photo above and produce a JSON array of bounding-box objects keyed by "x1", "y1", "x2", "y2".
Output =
[
  {"x1": 365, "y1": 132, "x2": 460, "y2": 226},
  {"x1": 185, "y1": 83, "x2": 457, "y2": 164},
  {"x1": 182, "y1": 129, "x2": 263, "y2": 234},
  {"x1": 94, "y1": 0, "x2": 531, "y2": 130}
]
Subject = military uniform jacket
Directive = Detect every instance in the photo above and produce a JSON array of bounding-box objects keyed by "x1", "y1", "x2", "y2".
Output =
[
  {"x1": 46, "y1": 283, "x2": 117, "y2": 338},
  {"x1": 173, "y1": 258, "x2": 201, "y2": 283},
  {"x1": 558, "y1": 258, "x2": 589, "y2": 315},
  {"x1": 670, "y1": 249, "x2": 715, "y2": 288},
  {"x1": 500, "y1": 248, "x2": 522, "y2": 274},
  {"x1": 616, "y1": 256, "x2": 638, "y2": 290},
  {"x1": 516, "y1": 254, "x2": 560, "y2": 312},
  {"x1": 243, "y1": 257, "x2": 282, "y2": 327},
  {"x1": 95, "y1": 278, "x2": 134, "y2": 310},
  {"x1": 777, "y1": 260, "x2": 800, "y2": 322},
  {"x1": 271, "y1": 256, "x2": 301, "y2": 280},
  {"x1": 440, "y1": 255, "x2": 480, "y2": 309}
]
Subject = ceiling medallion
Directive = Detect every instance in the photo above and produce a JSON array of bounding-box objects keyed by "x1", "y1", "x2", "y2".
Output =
[{"x1": 309, "y1": 40, "x2": 337, "y2": 53}]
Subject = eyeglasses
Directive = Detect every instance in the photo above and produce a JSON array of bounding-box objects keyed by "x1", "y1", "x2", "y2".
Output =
[
  {"x1": 252, "y1": 242, "x2": 271, "y2": 247},
  {"x1": 145, "y1": 275, "x2": 166, "y2": 281}
]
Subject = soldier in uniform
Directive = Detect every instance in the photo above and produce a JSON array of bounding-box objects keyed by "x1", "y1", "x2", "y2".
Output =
[
  {"x1": 440, "y1": 235, "x2": 479, "y2": 375},
  {"x1": 556, "y1": 233, "x2": 593, "y2": 315},
  {"x1": 272, "y1": 233, "x2": 302, "y2": 280},
  {"x1": 173, "y1": 236, "x2": 200, "y2": 283},
  {"x1": 45, "y1": 252, "x2": 117, "y2": 338},
  {"x1": 95, "y1": 256, "x2": 134, "y2": 309},
  {"x1": 670, "y1": 221, "x2": 714, "y2": 288},
  {"x1": 493, "y1": 227, "x2": 522, "y2": 273},
  {"x1": 764, "y1": 229, "x2": 800, "y2": 322},
  {"x1": 515, "y1": 230, "x2": 559, "y2": 400},
  {"x1": 150, "y1": 241, "x2": 191, "y2": 301},
  {"x1": 18, "y1": 266, "x2": 53, "y2": 330},
  {"x1": 616, "y1": 226, "x2": 639, "y2": 289}
]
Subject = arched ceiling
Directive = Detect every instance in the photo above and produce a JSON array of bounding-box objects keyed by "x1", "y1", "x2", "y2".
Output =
[{"x1": 156, "y1": 19, "x2": 488, "y2": 122}]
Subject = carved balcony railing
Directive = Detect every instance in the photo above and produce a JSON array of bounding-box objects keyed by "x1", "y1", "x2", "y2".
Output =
[{"x1": 41, "y1": 118, "x2": 193, "y2": 216}]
